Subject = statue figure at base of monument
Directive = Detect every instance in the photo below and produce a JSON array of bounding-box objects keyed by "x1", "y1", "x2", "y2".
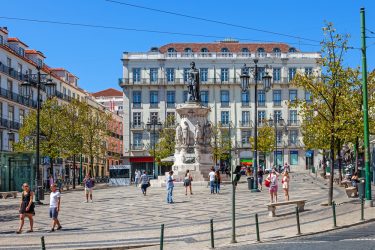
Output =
[{"x1": 182, "y1": 121, "x2": 189, "y2": 146}]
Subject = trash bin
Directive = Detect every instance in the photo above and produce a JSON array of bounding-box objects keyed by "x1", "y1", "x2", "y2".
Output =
[
  {"x1": 247, "y1": 177, "x2": 254, "y2": 190},
  {"x1": 37, "y1": 186, "x2": 44, "y2": 200},
  {"x1": 358, "y1": 178, "x2": 365, "y2": 199}
]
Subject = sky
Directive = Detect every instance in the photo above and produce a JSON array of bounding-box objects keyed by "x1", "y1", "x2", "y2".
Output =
[{"x1": 1, "y1": 0, "x2": 374, "y2": 93}]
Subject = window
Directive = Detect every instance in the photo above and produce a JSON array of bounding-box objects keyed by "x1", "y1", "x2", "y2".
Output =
[
  {"x1": 274, "y1": 110, "x2": 282, "y2": 123},
  {"x1": 7, "y1": 57, "x2": 11, "y2": 68},
  {"x1": 8, "y1": 105, "x2": 14, "y2": 122},
  {"x1": 133, "y1": 133, "x2": 143, "y2": 148},
  {"x1": 0, "y1": 35, "x2": 3, "y2": 45},
  {"x1": 289, "y1": 110, "x2": 298, "y2": 125},
  {"x1": 63, "y1": 87, "x2": 66, "y2": 96},
  {"x1": 150, "y1": 112, "x2": 158, "y2": 122},
  {"x1": 258, "y1": 111, "x2": 266, "y2": 125},
  {"x1": 276, "y1": 130, "x2": 282, "y2": 144},
  {"x1": 257, "y1": 48, "x2": 265, "y2": 57},
  {"x1": 150, "y1": 131, "x2": 159, "y2": 147},
  {"x1": 183, "y1": 68, "x2": 190, "y2": 83},
  {"x1": 273, "y1": 48, "x2": 281, "y2": 57},
  {"x1": 288, "y1": 68, "x2": 297, "y2": 82},
  {"x1": 17, "y1": 63, "x2": 22, "y2": 76},
  {"x1": 220, "y1": 90, "x2": 229, "y2": 107},
  {"x1": 184, "y1": 48, "x2": 192, "y2": 53},
  {"x1": 289, "y1": 90, "x2": 297, "y2": 104},
  {"x1": 221, "y1": 48, "x2": 229, "y2": 53},
  {"x1": 221, "y1": 68, "x2": 229, "y2": 82},
  {"x1": 200, "y1": 68, "x2": 208, "y2": 82},
  {"x1": 200, "y1": 91, "x2": 208, "y2": 106},
  {"x1": 132, "y1": 91, "x2": 142, "y2": 108},
  {"x1": 167, "y1": 91, "x2": 175, "y2": 108},
  {"x1": 0, "y1": 102, "x2": 2, "y2": 118},
  {"x1": 133, "y1": 112, "x2": 142, "y2": 127},
  {"x1": 257, "y1": 90, "x2": 265, "y2": 106},
  {"x1": 183, "y1": 91, "x2": 188, "y2": 102},
  {"x1": 289, "y1": 130, "x2": 298, "y2": 144},
  {"x1": 7, "y1": 79, "x2": 13, "y2": 93},
  {"x1": 289, "y1": 47, "x2": 297, "y2": 53},
  {"x1": 166, "y1": 68, "x2": 175, "y2": 82},
  {"x1": 132, "y1": 68, "x2": 141, "y2": 83},
  {"x1": 241, "y1": 91, "x2": 250, "y2": 106},
  {"x1": 273, "y1": 90, "x2": 281, "y2": 106},
  {"x1": 290, "y1": 150, "x2": 298, "y2": 165},
  {"x1": 273, "y1": 68, "x2": 281, "y2": 82},
  {"x1": 19, "y1": 109, "x2": 24, "y2": 125},
  {"x1": 305, "y1": 91, "x2": 312, "y2": 103},
  {"x1": 150, "y1": 91, "x2": 158, "y2": 107},
  {"x1": 241, "y1": 48, "x2": 249, "y2": 56},
  {"x1": 37, "y1": 58, "x2": 43, "y2": 68},
  {"x1": 305, "y1": 67, "x2": 313, "y2": 76},
  {"x1": 150, "y1": 68, "x2": 158, "y2": 83},
  {"x1": 201, "y1": 48, "x2": 208, "y2": 52},
  {"x1": 257, "y1": 67, "x2": 265, "y2": 81},
  {"x1": 221, "y1": 111, "x2": 229, "y2": 125},
  {"x1": 201, "y1": 48, "x2": 209, "y2": 56},
  {"x1": 241, "y1": 130, "x2": 251, "y2": 146},
  {"x1": 18, "y1": 47, "x2": 25, "y2": 57},
  {"x1": 241, "y1": 111, "x2": 250, "y2": 126},
  {"x1": 167, "y1": 48, "x2": 176, "y2": 53}
]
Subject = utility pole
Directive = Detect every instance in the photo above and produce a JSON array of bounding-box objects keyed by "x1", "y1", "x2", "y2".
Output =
[{"x1": 360, "y1": 7, "x2": 373, "y2": 207}]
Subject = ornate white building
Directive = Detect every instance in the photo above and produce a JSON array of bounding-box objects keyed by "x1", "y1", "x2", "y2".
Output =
[{"x1": 119, "y1": 40, "x2": 321, "y2": 174}]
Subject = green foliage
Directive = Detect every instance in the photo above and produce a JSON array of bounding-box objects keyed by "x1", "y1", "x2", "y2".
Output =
[
  {"x1": 211, "y1": 125, "x2": 231, "y2": 162},
  {"x1": 249, "y1": 124, "x2": 275, "y2": 154},
  {"x1": 151, "y1": 115, "x2": 176, "y2": 166}
]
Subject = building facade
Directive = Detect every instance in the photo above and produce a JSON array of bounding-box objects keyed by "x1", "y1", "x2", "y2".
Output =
[
  {"x1": 92, "y1": 88, "x2": 124, "y2": 117},
  {"x1": 119, "y1": 41, "x2": 322, "y2": 174}
]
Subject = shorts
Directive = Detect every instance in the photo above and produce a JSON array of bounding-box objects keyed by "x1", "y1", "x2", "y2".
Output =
[
  {"x1": 49, "y1": 207, "x2": 58, "y2": 219},
  {"x1": 269, "y1": 185, "x2": 278, "y2": 193},
  {"x1": 258, "y1": 177, "x2": 263, "y2": 184},
  {"x1": 85, "y1": 187, "x2": 93, "y2": 194}
]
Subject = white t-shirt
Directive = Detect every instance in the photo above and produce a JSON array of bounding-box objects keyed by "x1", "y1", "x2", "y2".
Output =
[
  {"x1": 209, "y1": 171, "x2": 215, "y2": 181},
  {"x1": 50, "y1": 191, "x2": 61, "y2": 208}
]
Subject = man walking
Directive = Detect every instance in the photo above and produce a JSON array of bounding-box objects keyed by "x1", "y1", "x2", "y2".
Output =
[
  {"x1": 48, "y1": 184, "x2": 62, "y2": 232},
  {"x1": 134, "y1": 169, "x2": 141, "y2": 187},
  {"x1": 83, "y1": 174, "x2": 94, "y2": 203},
  {"x1": 140, "y1": 170, "x2": 149, "y2": 196},
  {"x1": 166, "y1": 171, "x2": 176, "y2": 204},
  {"x1": 208, "y1": 167, "x2": 216, "y2": 194}
]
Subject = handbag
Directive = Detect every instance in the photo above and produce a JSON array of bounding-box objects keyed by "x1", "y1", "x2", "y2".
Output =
[
  {"x1": 147, "y1": 181, "x2": 151, "y2": 187},
  {"x1": 265, "y1": 179, "x2": 271, "y2": 187}
]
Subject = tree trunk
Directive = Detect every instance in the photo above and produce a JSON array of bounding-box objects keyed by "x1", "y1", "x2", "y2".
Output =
[
  {"x1": 328, "y1": 131, "x2": 335, "y2": 205},
  {"x1": 355, "y1": 137, "x2": 359, "y2": 174},
  {"x1": 90, "y1": 155, "x2": 94, "y2": 177},
  {"x1": 322, "y1": 150, "x2": 327, "y2": 177},
  {"x1": 337, "y1": 140, "x2": 342, "y2": 182},
  {"x1": 72, "y1": 154, "x2": 76, "y2": 189}
]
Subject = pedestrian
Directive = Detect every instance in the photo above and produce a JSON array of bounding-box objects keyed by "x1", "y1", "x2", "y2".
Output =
[
  {"x1": 166, "y1": 170, "x2": 176, "y2": 203},
  {"x1": 83, "y1": 173, "x2": 94, "y2": 202},
  {"x1": 351, "y1": 171, "x2": 359, "y2": 188},
  {"x1": 57, "y1": 174, "x2": 63, "y2": 193},
  {"x1": 257, "y1": 167, "x2": 264, "y2": 191},
  {"x1": 266, "y1": 167, "x2": 279, "y2": 203},
  {"x1": 16, "y1": 183, "x2": 35, "y2": 234},
  {"x1": 282, "y1": 170, "x2": 290, "y2": 201},
  {"x1": 214, "y1": 170, "x2": 221, "y2": 194},
  {"x1": 208, "y1": 167, "x2": 216, "y2": 194},
  {"x1": 284, "y1": 162, "x2": 290, "y2": 173},
  {"x1": 49, "y1": 174, "x2": 54, "y2": 187},
  {"x1": 48, "y1": 183, "x2": 62, "y2": 232},
  {"x1": 183, "y1": 170, "x2": 193, "y2": 195},
  {"x1": 140, "y1": 170, "x2": 149, "y2": 196},
  {"x1": 134, "y1": 169, "x2": 140, "y2": 187}
]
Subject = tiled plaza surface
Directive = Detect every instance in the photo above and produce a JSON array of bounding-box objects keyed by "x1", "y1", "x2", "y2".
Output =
[{"x1": 0, "y1": 171, "x2": 374, "y2": 250}]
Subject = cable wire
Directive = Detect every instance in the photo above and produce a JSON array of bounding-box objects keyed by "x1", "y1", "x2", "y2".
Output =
[{"x1": 105, "y1": 0, "x2": 321, "y2": 44}]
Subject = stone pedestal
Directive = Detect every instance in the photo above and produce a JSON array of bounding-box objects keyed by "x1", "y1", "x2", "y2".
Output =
[{"x1": 172, "y1": 102, "x2": 214, "y2": 181}]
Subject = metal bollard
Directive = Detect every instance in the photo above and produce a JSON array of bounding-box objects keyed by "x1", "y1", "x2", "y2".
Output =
[
  {"x1": 255, "y1": 213, "x2": 260, "y2": 242},
  {"x1": 332, "y1": 201, "x2": 337, "y2": 228},
  {"x1": 41, "y1": 236, "x2": 46, "y2": 250},
  {"x1": 295, "y1": 207, "x2": 301, "y2": 235},
  {"x1": 210, "y1": 219, "x2": 214, "y2": 249},
  {"x1": 361, "y1": 198, "x2": 365, "y2": 221},
  {"x1": 160, "y1": 224, "x2": 164, "y2": 250}
]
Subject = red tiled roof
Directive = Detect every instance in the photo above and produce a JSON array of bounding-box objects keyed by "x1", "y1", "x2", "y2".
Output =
[
  {"x1": 0, "y1": 28, "x2": 8, "y2": 34},
  {"x1": 159, "y1": 42, "x2": 293, "y2": 53},
  {"x1": 7, "y1": 37, "x2": 28, "y2": 47},
  {"x1": 25, "y1": 49, "x2": 46, "y2": 58},
  {"x1": 92, "y1": 88, "x2": 123, "y2": 97},
  {"x1": 51, "y1": 68, "x2": 66, "y2": 71}
]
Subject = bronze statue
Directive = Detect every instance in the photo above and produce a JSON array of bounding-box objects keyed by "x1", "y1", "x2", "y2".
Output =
[{"x1": 187, "y1": 61, "x2": 200, "y2": 102}]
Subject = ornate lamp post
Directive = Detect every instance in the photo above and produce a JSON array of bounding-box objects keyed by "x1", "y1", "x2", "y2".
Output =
[
  {"x1": 268, "y1": 115, "x2": 285, "y2": 168},
  {"x1": 21, "y1": 66, "x2": 56, "y2": 203},
  {"x1": 146, "y1": 117, "x2": 162, "y2": 177},
  {"x1": 240, "y1": 60, "x2": 272, "y2": 191}
]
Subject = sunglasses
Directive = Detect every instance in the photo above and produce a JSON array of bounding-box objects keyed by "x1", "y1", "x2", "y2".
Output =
[{"x1": 24, "y1": 185, "x2": 29, "y2": 188}]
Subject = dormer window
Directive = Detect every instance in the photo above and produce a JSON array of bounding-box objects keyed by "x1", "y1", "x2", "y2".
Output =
[
  {"x1": 184, "y1": 48, "x2": 192, "y2": 53},
  {"x1": 201, "y1": 48, "x2": 209, "y2": 53},
  {"x1": 257, "y1": 48, "x2": 265, "y2": 57},
  {"x1": 221, "y1": 48, "x2": 229, "y2": 53},
  {"x1": 18, "y1": 47, "x2": 25, "y2": 57},
  {"x1": 0, "y1": 35, "x2": 3, "y2": 45},
  {"x1": 167, "y1": 48, "x2": 176, "y2": 57},
  {"x1": 289, "y1": 47, "x2": 296, "y2": 53},
  {"x1": 150, "y1": 47, "x2": 159, "y2": 52},
  {"x1": 37, "y1": 58, "x2": 43, "y2": 68},
  {"x1": 273, "y1": 48, "x2": 281, "y2": 57},
  {"x1": 241, "y1": 48, "x2": 250, "y2": 56},
  {"x1": 167, "y1": 48, "x2": 176, "y2": 53}
]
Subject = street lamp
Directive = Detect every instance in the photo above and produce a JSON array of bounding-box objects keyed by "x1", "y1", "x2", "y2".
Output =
[
  {"x1": 240, "y1": 60, "x2": 272, "y2": 191},
  {"x1": 146, "y1": 117, "x2": 162, "y2": 177},
  {"x1": 21, "y1": 66, "x2": 56, "y2": 204},
  {"x1": 268, "y1": 115, "x2": 285, "y2": 169}
]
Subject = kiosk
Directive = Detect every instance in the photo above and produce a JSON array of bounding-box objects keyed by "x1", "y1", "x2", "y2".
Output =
[{"x1": 108, "y1": 165, "x2": 131, "y2": 186}]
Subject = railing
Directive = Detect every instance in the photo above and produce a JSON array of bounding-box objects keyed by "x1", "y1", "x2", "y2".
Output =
[
  {"x1": 0, "y1": 87, "x2": 38, "y2": 108},
  {"x1": 241, "y1": 101, "x2": 250, "y2": 107},
  {"x1": 287, "y1": 120, "x2": 300, "y2": 126},
  {"x1": 119, "y1": 77, "x2": 247, "y2": 85},
  {"x1": 150, "y1": 103, "x2": 159, "y2": 108},
  {"x1": 257, "y1": 101, "x2": 266, "y2": 107},
  {"x1": 133, "y1": 103, "x2": 142, "y2": 108},
  {"x1": 131, "y1": 144, "x2": 146, "y2": 150},
  {"x1": 273, "y1": 100, "x2": 282, "y2": 106},
  {"x1": 239, "y1": 120, "x2": 253, "y2": 128},
  {"x1": 218, "y1": 121, "x2": 230, "y2": 128},
  {"x1": 0, "y1": 118, "x2": 21, "y2": 130},
  {"x1": 288, "y1": 140, "x2": 302, "y2": 147},
  {"x1": 221, "y1": 101, "x2": 230, "y2": 108},
  {"x1": 130, "y1": 122, "x2": 144, "y2": 130},
  {"x1": 166, "y1": 102, "x2": 175, "y2": 108}
]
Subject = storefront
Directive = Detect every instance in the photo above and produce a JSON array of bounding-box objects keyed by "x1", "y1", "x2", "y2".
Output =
[{"x1": 129, "y1": 156, "x2": 155, "y2": 179}]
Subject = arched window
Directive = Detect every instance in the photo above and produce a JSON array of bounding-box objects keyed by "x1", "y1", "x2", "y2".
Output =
[
  {"x1": 257, "y1": 48, "x2": 265, "y2": 57},
  {"x1": 289, "y1": 47, "x2": 296, "y2": 53},
  {"x1": 201, "y1": 48, "x2": 209, "y2": 52},
  {"x1": 221, "y1": 47, "x2": 229, "y2": 53},
  {"x1": 184, "y1": 48, "x2": 192, "y2": 53},
  {"x1": 273, "y1": 48, "x2": 281, "y2": 57},
  {"x1": 167, "y1": 48, "x2": 176, "y2": 53},
  {"x1": 200, "y1": 48, "x2": 209, "y2": 57},
  {"x1": 241, "y1": 48, "x2": 250, "y2": 57},
  {"x1": 150, "y1": 47, "x2": 159, "y2": 52},
  {"x1": 167, "y1": 47, "x2": 176, "y2": 57},
  {"x1": 183, "y1": 48, "x2": 193, "y2": 57}
]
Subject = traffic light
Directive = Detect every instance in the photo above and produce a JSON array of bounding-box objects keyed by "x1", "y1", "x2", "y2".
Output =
[{"x1": 233, "y1": 165, "x2": 241, "y2": 185}]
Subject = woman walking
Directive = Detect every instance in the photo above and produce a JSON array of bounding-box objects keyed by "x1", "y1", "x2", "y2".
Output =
[
  {"x1": 140, "y1": 170, "x2": 149, "y2": 196},
  {"x1": 266, "y1": 168, "x2": 279, "y2": 203},
  {"x1": 282, "y1": 170, "x2": 290, "y2": 201},
  {"x1": 183, "y1": 170, "x2": 193, "y2": 195},
  {"x1": 257, "y1": 167, "x2": 264, "y2": 191},
  {"x1": 16, "y1": 183, "x2": 35, "y2": 234},
  {"x1": 214, "y1": 170, "x2": 221, "y2": 194}
]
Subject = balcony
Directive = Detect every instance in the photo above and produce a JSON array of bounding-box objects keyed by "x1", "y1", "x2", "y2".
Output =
[
  {"x1": 288, "y1": 140, "x2": 302, "y2": 147},
  {"x1": 150, "y1": 103, "x2": 159, "y2": 109},
  {"x1": 131, "y1": 143, "x2": 146, "y2": 151},
  {"x1": 241, "y1": 101, "x2": 250, "y2": 107},
  {"x1": 239, "y1": 120, "x2": 253, "y2": 128},
  {"x1": 221, "y1": 101, "x2": 230, "y2": 108},
  {"x1": 133, "y1": 103, "x2": 142, "y2": 109},
  {"x1": 257, "y1": 101, "x2": 266, "y2": 107},
  {"x1": 287, "y1": 120, "x2": 300, "y2": 126},
  {"x1": 130, "y1": 122, "x2": 144, "y2": 130},
  {"x1": 239, "y1": 142, "x2": 251, "y2": 148},
  {"x1": 118, "y1": 77, "x2": 243, "y2": 86},
  {"x1": 273, "y1": 100, "x2": 282, "y2": 107},
  {"x1": 0, "y1": 118, "x2": 21, "y2": 130},
  {"x1": 218, "y1": 121, "x2": 230, "y2": 128},
  {"x1": 0, "y1": 87, "x2": 37, "y2": 108},
  {"x1": 166, "y1": 102, "x2": 175, "y2": 108}
]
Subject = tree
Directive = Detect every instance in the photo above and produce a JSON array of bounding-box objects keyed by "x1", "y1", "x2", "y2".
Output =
[
  {"x1": 250, "y1": 124, "x2": 275, "y2": 167},
  {"x1": 211, "y1": 125, "x2": 231, "y2": 164}
]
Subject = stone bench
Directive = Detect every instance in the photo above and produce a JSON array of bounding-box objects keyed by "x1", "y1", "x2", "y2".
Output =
[
  {"x1": 0, "y1": 191, "x2": 18, "y2": 199},
  {"x1": 267, "y1": 199, "x2": 307, "y2": 217},
  {"x1": 345, "y1": 187, "x2": 358, "y2": 198}
]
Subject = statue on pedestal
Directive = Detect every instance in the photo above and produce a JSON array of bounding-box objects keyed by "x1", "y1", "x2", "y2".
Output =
[
  {"x1": 187, "y1": 62, "x2": 200, "y2": 102},
  {"x1": 175, "y1": 124, "x2": 182, "y2": 146},
  {"x1": 194, "y1": 122, "x2": 203, "y2": 145},
  {"x1": 182, "y1": 121, "x2": 189, "y2": 146},
  {"x1": 204, "y1": 123, "x2": 212, "y2": 145}
]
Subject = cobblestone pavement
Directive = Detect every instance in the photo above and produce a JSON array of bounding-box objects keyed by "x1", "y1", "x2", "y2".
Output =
[{"x1": 0, "y1": 171, "x2": 374, "y2": 250}]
